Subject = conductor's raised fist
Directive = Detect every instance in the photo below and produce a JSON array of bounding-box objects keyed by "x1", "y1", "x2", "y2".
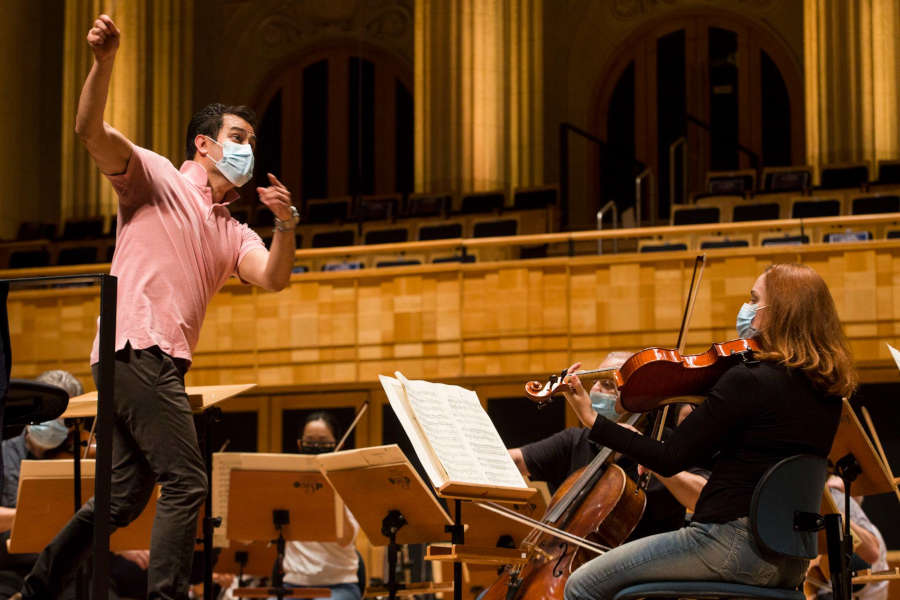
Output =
[{"x1": 86, "y1": 14, "x2": 120, "y2": 61}]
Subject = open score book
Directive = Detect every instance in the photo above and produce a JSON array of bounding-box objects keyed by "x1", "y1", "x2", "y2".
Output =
[{"x1": 380, "y1": 372, "x2": 529, "y2": 497}]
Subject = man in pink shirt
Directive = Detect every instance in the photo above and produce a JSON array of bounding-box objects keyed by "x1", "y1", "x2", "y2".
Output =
[{"x1": 17, "y1": 14, "x2": 297, "y2": 600}]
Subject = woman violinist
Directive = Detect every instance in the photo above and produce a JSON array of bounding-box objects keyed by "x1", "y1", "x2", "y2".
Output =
[{"x1": 562, "y1": 263, "x2": 857, "y2": 600}]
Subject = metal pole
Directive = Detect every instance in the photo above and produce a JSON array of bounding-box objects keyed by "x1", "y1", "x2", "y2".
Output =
[{"x1": 92, "y1": 274, "x2": 116, "y2": 600}]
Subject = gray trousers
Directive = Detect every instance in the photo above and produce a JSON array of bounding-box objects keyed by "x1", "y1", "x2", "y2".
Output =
[{"x1": 23, "y1": 345, "x2": 206, "y2": 600}]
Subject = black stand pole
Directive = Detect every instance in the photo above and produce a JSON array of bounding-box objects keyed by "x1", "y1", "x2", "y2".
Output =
[
  {"x1": 446, "y1": 499, "x2": 464, "y2": 600},
  {"x1": 833, "y1": 453, "x2": 862, "y2": 600},
  {"x1": 92, "y1": 274, "x2": 116, "y2": 600},
  {"x1": 269, "y1": 509, "x2": 291, "y2": 600},
  {"x1": 201, "y1": 406, "x2": 223, "y2": 600},
  {"x1": 381, "y1": 509, "x2": 408, "y2": 600},
  {"x1": 235, "y1": 550, "x2": 248, "y2": 588},
  {"x1": 71, "y1": 420, "x2": 87, "y2": 600}
]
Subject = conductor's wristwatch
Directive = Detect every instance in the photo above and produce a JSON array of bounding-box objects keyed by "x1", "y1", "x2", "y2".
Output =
[{"x1": 274, "y1": 205, "x2": 300, "y2": 232}]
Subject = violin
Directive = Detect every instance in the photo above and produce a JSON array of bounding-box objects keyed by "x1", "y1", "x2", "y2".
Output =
[
  {"x1": 525, "y1": 337, "x2": 760, "y2": 413},
  {"x1": 44, "y1": 428, "x2": 97, "y2": 460}
]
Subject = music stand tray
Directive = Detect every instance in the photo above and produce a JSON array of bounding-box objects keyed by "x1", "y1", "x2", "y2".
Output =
[
  {"x1": 318, "y1": 445, "x2": 453, "y2": 546},
  {"x1": 828, "y1": 399, "x2": 896, "y2": 497},
  {"x1": 9, "y1": 459, "x2": 158, "y2": 553},
  {"x1": 63, "y1": 383, "x2": 257, "y2": 418}
]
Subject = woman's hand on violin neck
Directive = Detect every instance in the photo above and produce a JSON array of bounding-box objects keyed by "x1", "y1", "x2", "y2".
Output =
[{"x1": 563, "y1": 365, "x2": 597, "y2": 429}]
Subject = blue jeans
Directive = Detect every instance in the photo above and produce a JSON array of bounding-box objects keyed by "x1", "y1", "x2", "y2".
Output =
[{"x1": 564, "y1": 517, "x2": 808, "y2": 600}]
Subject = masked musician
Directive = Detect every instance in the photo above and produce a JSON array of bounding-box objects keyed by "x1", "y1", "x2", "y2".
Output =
[
  {"x1": 562, "y1": 263, "x2": 855, "y2": 600},
  {"x1": 282, "y1": 412, "x2": 362, "y2": 600}
]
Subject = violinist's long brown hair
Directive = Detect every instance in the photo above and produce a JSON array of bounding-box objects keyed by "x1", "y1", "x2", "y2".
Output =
[{"x1": 754, "y1": 263, "x2": 857, "y2": 398}]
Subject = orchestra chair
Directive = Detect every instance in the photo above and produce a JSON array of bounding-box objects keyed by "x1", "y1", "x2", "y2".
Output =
[{"x1": 611, "y1": 454, "x2": 828, "y2": 600}]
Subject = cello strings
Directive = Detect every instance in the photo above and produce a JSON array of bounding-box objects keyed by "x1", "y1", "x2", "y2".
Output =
[{"x1": 476, "y1": 502, "x2": 610, "y2": 555}]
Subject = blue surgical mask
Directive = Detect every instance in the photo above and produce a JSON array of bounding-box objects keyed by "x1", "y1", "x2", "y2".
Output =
[
  {"x1": 590, "y1": 391, "x2": 619, "y2": 421},
  {"x1": 205, "y1": 136, "x2": 254, "y2": 187},
  {"x1": 736, "y1": 302, "x2": 765, "y2": 338},
  {"x1": 27, "y1": 419, "x2": 68, "y2": 450}
]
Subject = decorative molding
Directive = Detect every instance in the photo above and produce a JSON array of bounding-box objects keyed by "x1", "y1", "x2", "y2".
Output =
[
  {"x1": 240, "y1": 0, "x2": 413, "y2": 62},
  {"x1": 612, "y1": 0, "x2": 773, "y2": 20}
]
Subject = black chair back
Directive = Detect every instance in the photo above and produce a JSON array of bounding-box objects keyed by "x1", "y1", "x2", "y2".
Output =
[{"x1": 750, "y1": 454, "x2": 827, "y2": 559}]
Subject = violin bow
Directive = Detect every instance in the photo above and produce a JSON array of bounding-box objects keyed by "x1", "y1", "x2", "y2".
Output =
[
  {"x1": 334, "y1": 400, "x2": 369, "y2": 453},
  {"x1": 639, "y1": 254, "x2": 706, "y2": 489},
  {"x1": 860, "y1": 406, "x2": 900, "y2": 503}
]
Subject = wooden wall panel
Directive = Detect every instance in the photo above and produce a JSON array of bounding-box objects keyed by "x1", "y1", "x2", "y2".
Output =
[{"x1": 8, "y1": 245, "x2": 900, "y2": 393}]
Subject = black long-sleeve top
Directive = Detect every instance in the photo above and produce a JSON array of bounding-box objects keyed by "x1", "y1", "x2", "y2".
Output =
[{"x1": 589, "y1": 360, "x2": 842, "y2": 523}]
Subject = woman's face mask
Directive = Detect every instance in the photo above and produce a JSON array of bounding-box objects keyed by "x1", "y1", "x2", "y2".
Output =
[{"x1": 736, "y1": 302, "x2": 766, "y2": 338}]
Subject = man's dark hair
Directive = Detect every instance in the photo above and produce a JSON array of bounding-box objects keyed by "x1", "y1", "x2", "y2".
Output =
[{"x1": 185, "y1": 103, "x2": 257, "y2": 161}]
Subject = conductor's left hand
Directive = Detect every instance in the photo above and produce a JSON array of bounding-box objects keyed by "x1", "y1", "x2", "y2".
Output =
[{"x1": 257, "y1": 173, "x2": 295, "y2": 221}]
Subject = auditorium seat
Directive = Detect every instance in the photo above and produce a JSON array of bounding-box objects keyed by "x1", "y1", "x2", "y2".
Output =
[
  {"x1": 699, "y1": 239, "x2": 750, "y2": 249},
  {"x1": 886, "y1": 230, "x2": 900, "y2": 239},
  {"x1": 874, "y1": 159, "x2": 900, "y2": 188},
  {"x1": 472, "y1": 218, "x2": 517, "y2": 238},
  {"x1": 291, "y1": 265, "x2": 309, "y2": 274},
  {"x1": 513, "y1": 186, "x2": 558, "y2": 210},
  {"x1": 704, "y1": 169, "x2": 755, "y2": 195},
  {"x1": 819, "y1": 162, "x2": 869, "y2": 189},
  {"x1": 790, "y1": 197, "x2": 841, "y2": 219},
  {"x1": 357, "y1": 194, "x2": 399, "y2": 221},
  {"x1": 311, "y1": 229, "x2": 356, "y2": 248},
  {"x1": 761, "y1": 234, "x2": 809, "y2": 246},
  {"x1": 459, "y1": 190, "x2": 505, "y2": 214},
  {"x1": 61, "y1": 217, "x2": 105, "y2": 240},
  {"x1": 8, "y1": 248, "x2": 51, "y2": 269},
  {"x1": 759, "y1": 166, "x2": 812, "y2": 193},
  {"x1": 56, "y1": 245, "x2": 100, "y2": 266},
  {"x1": 823, "y1": 231, "x2": 871, "y2": 243},
  {"x1": 418, "y1": 222, "x2": 464, "y2": 241},
  {"x1": 850, "y1": 194, "x2": 900, "y2": 215},
  {"x1": 15, "y1": 222, "x2": 56, "y2": 242},
  {"x1": 406, "y1": 193, "x2": 451, "y2": 219},
  {"x1": 375, "y1": 258, "x2": 421, "y2": 268},
  {"x1": 639, "y1": 241, "x2": 688, "y2": 253},
  {"x1": 671, "y1": 205, "x2": 720, "y2": 226},
  {"x1": 732, "y1": 202, "x2": 782, "y2": 222},
  {"x1": 694, "y1": 195, "x2": 742, "y2": 221},
  {"x1": 306, "y1": 197, "x2": 351, "y2": 224},
  {"x1": 321, "y1": 261, "x2": 364, "y2": 271},
  {"x1": 363, "y1": 227, "x2": 409, "y2": 245}
]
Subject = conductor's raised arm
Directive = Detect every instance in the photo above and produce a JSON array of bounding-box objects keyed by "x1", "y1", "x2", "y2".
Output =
[{"x1": 74, "y1": 14, "x2": 132, "y2": 175}]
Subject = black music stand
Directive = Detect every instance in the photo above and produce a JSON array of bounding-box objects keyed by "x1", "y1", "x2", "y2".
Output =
[{"x1": 0, "y1": 274, "x2": 117, "y2": 600}]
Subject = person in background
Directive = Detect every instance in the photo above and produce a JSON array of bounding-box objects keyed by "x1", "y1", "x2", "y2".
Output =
[
  {"x1": 0, "y1": 370, "x2": 148, "y2": 599},
  {"x1": 804, "y1": 475, "x2": 888, "y2": 600},
  {"x1": 279, "y1": 412, "x2": 362, "y2": 600}
]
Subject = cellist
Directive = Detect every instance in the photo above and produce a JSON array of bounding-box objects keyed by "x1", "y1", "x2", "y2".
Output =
[
  {"x1": 562, "y1": 263, "x2": 857, "y2": 600},
  {"x1": 509, "y1": 352, "x2": 710, "y2": 541}
]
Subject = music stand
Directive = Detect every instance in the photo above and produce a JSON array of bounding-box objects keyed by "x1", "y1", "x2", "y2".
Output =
[
  {"x1": 9, "y1": 459, "x2": 158, "y2": 553},
  {"x1": 318, "y1": 445, "x2": 454, "y2": 600},
  {"x1": 214, "y1": 540, "x2": 278, "y2": 586},
  {"x1": 824, "y1": 399, "x2": 897, "y2": 600},
  {"x1": 215, "y1": 453, "x2": 341, "y2": 599}
]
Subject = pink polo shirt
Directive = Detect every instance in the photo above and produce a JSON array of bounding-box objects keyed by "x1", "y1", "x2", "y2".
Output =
[{"x1": 89, "y1": 145, "x2": 265, "y2": 366}]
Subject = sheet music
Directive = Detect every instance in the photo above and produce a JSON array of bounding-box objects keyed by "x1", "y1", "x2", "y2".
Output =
[
  {"x1": 381, "y1": 372, "x2": 526, "y2": 490},
  {"x1": 400, "y1": 376, "x2": 486, "y2": 484},
  {"x1": 887, "y1": 343, "x2": 900, "y2": 372}
]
